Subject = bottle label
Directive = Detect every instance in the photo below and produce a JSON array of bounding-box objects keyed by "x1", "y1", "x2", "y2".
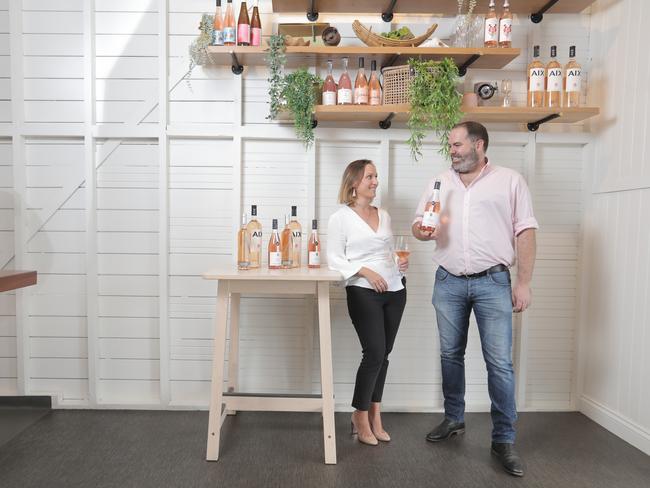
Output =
[
  {"x1": 269, "y1": 251, "x2": 281, "y2": 267},
  {"x1": 566, "y1": 69, "x2": 582, "y2": 92},
  {"x1": 292, "y1": 231, "x2": 301, "y2": 251},
  {"x1": 224, "y1": 27, "x2": 236, "y2": 44},
  {"x1": 250, "y1": 231, "x2": 262, "y2": 251},
  {"x1": 212, "y1": 29, "x2": 224, "y2": 46},
  {"x1": 484, "y1": 18, "x2": 498, "y2": 43},
  {"x1": 322, "y1": 91, "x2": 336, "y2": 105},
  {"x1": 547, "y1": 68, "x2": 563, "y2": 92},
  {"x1": 529, "y1": 68, "x2": 545, "y2": 92},
  {"x1": 354, "y1": 87, "x2": 368, "y2": 104},
  {"x1": 251, "y1": 27, "x2": 261, "y2": 46},
  {"x1": 370, "y1": 89, "x2": 381, "y2": 105},
  {"x1": 237, "y1": 24, "x2": 250, "y2": 44},
  {"x1": 337, "y1": 88, "x2": 352, "y2": 104},
  {"x1": 309, "y1": 251, "x2": 320, "y2": 266},
  {"x1": 499, "y1": 18, "x2": 512, "y2": 42},
  {"x1": 421, "y1": 211, "x2": 440, "y2": 229}
]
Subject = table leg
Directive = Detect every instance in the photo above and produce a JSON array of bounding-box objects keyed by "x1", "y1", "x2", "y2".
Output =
[
  {"x1": 206, "y1": 279, "x2": 229, "y2": 461},
  {"x1": 226, "y1": 293, "x2": 240, "y2": 415},
  {"x1": 317, "y1": 282, "x2": 337, "y2": 464}
]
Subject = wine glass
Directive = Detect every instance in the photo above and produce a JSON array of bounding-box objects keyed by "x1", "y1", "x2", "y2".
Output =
[
  {"x1": 502, "y1": 79, "x2": 512, "y2": 107},
  {"x1": 394, "y1": 236, "x2": 410, "y2": 269}
]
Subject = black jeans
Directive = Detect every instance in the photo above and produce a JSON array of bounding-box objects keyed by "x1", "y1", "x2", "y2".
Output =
[{"x1": 346, "y1": 281, "x2": 407, "y2": 411}]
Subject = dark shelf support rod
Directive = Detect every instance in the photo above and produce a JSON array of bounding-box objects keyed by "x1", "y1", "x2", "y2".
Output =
[
  {"x1": 379, "y1": 113, "x2": 395, "y2": 129},
  {"x1": 382, "y1": 0, "x2": 398, "y2": 23},
  {"x1": 307, "y1": 0, "x2": 319, "y2": 21},
  {"x1": 527, "y1": 113, "x2": 560, "y2": 132},
  {"x1": 530, "y1": 0, "x2": 561, "y2": 23},
  {"x1": 230, "y1": 52, "x2": 244, "y2": 75},
  {"x1": 457, "y1": 54, "x2": 481, "y2": 77}
]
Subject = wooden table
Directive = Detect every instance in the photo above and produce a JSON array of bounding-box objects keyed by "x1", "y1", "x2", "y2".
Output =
[
  {"x1": 0, "y1": 270, "x2": 37, "y2": 292},
  {"x1": 202, "y1": 266, "x2": 343, "y2": 464}
]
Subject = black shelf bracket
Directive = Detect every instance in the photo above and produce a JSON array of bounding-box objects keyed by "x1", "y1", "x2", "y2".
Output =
[
  {"x1": 230, "y1": 52, "x2": 244, "y2": 75},
  {"x1": 457, "y1": 54, "x2": 481, "y2": 77},
  {"x1": 530, "y1": 0, "x2": 560, "y2": 23},
  {"x1": 307, "y1": 0, "x2": 319, "y2": 21},
  {"x1": 382, "y1": 0, "x2": 398, "y2": 22},
  {"x1": 312, "y1": 116, "x2": 318, "y2": 129},
  {"x1": 379, "y1": 113, "x2": 395, "y2": 129},
  {"x1": 527, "y1": 113, "x2": 560, "y2": 131}
]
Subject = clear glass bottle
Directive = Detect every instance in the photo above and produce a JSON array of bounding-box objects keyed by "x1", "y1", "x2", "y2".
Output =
[
  {"x1": 498, "y1": 0, "x2": 513, "y2": 48},
  {"x1": 484, "y1": 0, "x2": 498, "y2": 48},
  {"x1": 337, "y1": 57, "x2": 352, "y2": 105},
  {"x1": 564, "y1": 46, "x2": 582, "y2": 108},
  {"x1": 212, "y1": 0, "x2": 224, "y2": 46},
  {"x1": 250, "y1": 0, "x2": 262, "y2": 47},
  {"x1": 223, "y1": 0, "x2": 236, "y2": 46},
  {"x1": 246, "y1": 204, "x2": 262, "y2": 268},
  {"x1": 354, "y1": 57, "x2": 369, "y2": 105},
  {"x1": 268, "y1": 219, "x2": 281, "y2": 270},
  {"x1": 322, "y1": 60, "x2": 337, "y2": 106},
  {"x1": 420, "y1": 180, "x2": 441, "y2": 232},
  {"x1": 237, "y1": 1, "x2": 250, "y2": 46},
  {"x1": 280, "y1": 214, "x2": 293, "y2": 269},
  {"x1": 545, "y1": 45, "x2": 563, "y2": 108},
  {"x1": 369, "y1": 60, "x2": 382, "y2": 106},
  {"x1": 288, "y1": 206, "x2": 302, "y2": 268},
  {"x1": 237, "y1": 213, "x2": 250, "y2": 270},
  {"x1": 527, "y1": 45, "x2": 545, "y2": 108},
  {"x1": 307, "y1": 219, "x2": 320, "y2": 268}
]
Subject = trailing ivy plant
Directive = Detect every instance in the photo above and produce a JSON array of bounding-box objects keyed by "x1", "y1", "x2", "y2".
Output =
[
  {"x1": 266, "y1": 34, "x2": 323, "y2": 148},
  {"x1": 281, "y1": 68, "x2": 323, "y2": 149},
  {"x1": 266, "y1": 34, "x2": 287, "y2": 121},
  {"x1": 407, "y1": 57, "x2": 463, "y2": 161}
]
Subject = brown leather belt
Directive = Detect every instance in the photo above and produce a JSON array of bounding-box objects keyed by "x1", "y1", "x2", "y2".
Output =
[{"x1": 443, "y1": 263, "x2": 509, "y2": 279}]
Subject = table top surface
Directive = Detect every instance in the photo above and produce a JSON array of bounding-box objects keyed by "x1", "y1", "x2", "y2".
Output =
[{"x1": 202, "y1": 266, "x2": 343, "y2": 282}]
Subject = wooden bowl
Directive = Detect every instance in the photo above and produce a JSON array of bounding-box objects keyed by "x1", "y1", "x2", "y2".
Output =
[
  {"x1": 352, "y1": 20, "x2": 438, "y2": 47},
  {"x1": 284, "y1": 36, "x2": 311, "y2": 47}
]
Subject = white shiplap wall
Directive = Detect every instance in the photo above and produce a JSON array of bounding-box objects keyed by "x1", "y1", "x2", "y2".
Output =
[
  {"x1": 579, "y1": 0, "x2": 650, "y2": 455},
  {"x1": 0, "y1": 1, "x2": 597, "y2": 419}
]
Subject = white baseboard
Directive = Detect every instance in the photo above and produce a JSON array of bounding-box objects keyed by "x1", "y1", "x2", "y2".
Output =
[{"x1": 580, "y1": 395, "x2": 650, "y2": 455}]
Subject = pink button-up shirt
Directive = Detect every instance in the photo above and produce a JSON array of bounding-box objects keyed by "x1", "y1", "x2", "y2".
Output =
[{"x1": 413, "y1": 162, "x2": 538, "y2": 276}]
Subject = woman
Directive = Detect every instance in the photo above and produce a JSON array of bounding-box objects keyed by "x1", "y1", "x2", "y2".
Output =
[{"x1": 327, "y1": 159, "x2": 408, "y2": 446}]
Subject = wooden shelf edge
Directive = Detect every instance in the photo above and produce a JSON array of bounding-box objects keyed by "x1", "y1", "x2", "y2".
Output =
[
  {"x1": 313, "y1": 105, "x2": 600, "y2": 125},
  {"x1": 0, "y1": 270, "x2": 37, "y2": 292}
]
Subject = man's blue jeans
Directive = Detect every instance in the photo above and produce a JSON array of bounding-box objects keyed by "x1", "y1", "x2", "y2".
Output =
[{"x1": 432, "y1": 266, "x2": 517, "y2": 443}]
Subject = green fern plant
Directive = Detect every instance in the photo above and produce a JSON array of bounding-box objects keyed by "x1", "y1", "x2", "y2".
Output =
[
  {"x1": 281, "y1": 69, "x2": 323, "y2": 149},
  {"x1": 407, "y1": 57, "x2": 463, "y2": 161}
]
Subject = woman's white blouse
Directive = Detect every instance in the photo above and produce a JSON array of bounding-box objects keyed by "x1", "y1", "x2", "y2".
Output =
[{"x1": 327, "y1": 206, "x2": 404, "y2": 291}]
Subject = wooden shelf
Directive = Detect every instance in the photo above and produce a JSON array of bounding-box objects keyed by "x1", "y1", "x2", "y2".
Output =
[
  {"x1": 206, "y1": 46, "x2": 520, "y2": 71},
  {"x1": 313, "y1": 105, "x2": 600, "y2": 130},
  {"x1": 272, "y1": 0, "x2": 596, "y2": 16},
  {"x1": 0, "y1": 270, "x2": 37, "y2": 292}
]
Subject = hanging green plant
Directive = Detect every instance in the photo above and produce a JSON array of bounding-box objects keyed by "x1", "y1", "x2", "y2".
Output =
[
  {"x1": 188, "y1": 14, "x2": 214, "y2": 76},
  {"x1": 281, "y1": 68, "x2": 323, "y2": 149},
  {"x1": 266, "y1": 34, "x2": 287, "y2": 121},
  {"x1": 407, "y1": 57, "x2": 463, "y2": 161}
]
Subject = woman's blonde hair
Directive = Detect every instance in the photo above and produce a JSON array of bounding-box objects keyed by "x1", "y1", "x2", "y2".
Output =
[{"x1": 338, "y1": 159, "x2": 374, "y2": 205}]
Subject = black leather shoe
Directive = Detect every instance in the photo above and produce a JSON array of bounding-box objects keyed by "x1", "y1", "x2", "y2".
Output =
[
  {"x1": 425, "y1": 418, "x2": 465, "y2": 442},
  {"x1": 491, "y1": 442, "x2": 524, "y2": 477}
]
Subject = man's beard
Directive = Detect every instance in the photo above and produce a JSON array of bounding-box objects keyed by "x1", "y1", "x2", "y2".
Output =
[{"x1": 451, "y1": 148, "x2": 480, "y2": 173}]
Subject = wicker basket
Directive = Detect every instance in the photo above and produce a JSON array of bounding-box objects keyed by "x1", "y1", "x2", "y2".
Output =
[
  {"x1": 382, "y1": 65, "x2": 414, "y2": 105},
  {"x1": 352, "y1": 20, "x2": 438, "y2": 47}
]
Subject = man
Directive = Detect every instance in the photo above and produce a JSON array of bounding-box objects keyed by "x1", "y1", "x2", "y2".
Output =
[{"x1": 412, "y1": 121, "x2": 537, "y2": 477}]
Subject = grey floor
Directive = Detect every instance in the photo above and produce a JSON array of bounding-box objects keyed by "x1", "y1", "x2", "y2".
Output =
[{"x1": 0, "y1": 409, "x2": 648, "y2": 488}]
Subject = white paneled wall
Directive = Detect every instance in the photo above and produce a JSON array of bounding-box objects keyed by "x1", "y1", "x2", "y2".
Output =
[
  {"x1": 0, "y1": 1, "x2": 600, "y2": 422},
  {"x1": 578, "y1": 0, "x2": 650, "y2": 454}
]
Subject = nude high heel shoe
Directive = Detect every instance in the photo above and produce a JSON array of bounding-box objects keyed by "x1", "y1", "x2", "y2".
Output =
[
  {"x1": 351, "y1": 415, "x2": 378, "y2": 446},
  {"x1": 370, "y1": 425, "x2": 391, "y2": 442}
]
